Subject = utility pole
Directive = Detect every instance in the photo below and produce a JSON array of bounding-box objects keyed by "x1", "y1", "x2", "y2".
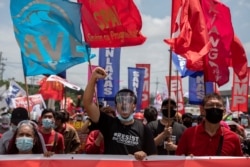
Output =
[
  {"x1": 0, "y1": 52, "x2": 7, "y2": 81},
  {"x1": 154, "y1": 77, "x2": 160, "y2": 95}
]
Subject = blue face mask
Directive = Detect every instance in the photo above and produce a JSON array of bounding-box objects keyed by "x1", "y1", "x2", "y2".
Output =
[
  {"x1": 42, "y1": 118, "x2": 54, "y2": 129},
  {"x1": 15, "y1": 136, "x2": 33, "y2": 152},
  {"x1": 117, "y1": 113, "x2": 134, "y2": 122}
]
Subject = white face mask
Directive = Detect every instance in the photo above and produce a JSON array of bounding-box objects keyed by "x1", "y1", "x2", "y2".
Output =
[{"x1": 117, "y1": 113, "x2": 134, "y2": 122}]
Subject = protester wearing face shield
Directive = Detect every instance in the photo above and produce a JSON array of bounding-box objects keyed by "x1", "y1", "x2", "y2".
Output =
[
  {"x1": 147, "y1": 98, "x2": 186, "y2": 155},
  {"x1": 176, "y1": 93, "x2": 243, "y2": 156},
  {"x1": 83, "y1": 67, "x2": 156, "y2": 160}
]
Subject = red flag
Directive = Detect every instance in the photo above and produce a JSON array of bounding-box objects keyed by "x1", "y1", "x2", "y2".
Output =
[
  {"x1": 39, "y1": 77, "x2": 64, "y2": 101},
  {"x1": 164, "y1": 0, "x2": 210, "y2": 71},
  {"x1": 229, "y1": 35, "x2": 248, "y2": 80},
  {"x1": 78, "y1": 0, "x2": 146, "y2": 47},
  {"x1": 202, "y1": 0, "x2": 234, "y2": 86}
]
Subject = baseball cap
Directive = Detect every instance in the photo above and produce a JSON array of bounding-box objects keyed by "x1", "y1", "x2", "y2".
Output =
[{"x1": 11, "y1": 107, "x2": 29, "y2": 125}]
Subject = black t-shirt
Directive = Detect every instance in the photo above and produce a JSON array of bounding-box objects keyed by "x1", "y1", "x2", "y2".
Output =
[
  {"x1": 97, "y1": 112, "x2": 157, "y2": 155},
  {"x1": 147, "y1": 120, "x2": 186, "y2": 155}
]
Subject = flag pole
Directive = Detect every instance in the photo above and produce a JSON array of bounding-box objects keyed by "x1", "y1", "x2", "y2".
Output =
[
  {"x1": 165, "y1": 0, "x2": 175, "y2": 155},
  {"x1": 21, "y1": 55, "x2": 30, "y2": 114},
  {"x1": 86, "y1": 45, "x2": 99, "y2": 109},
  {"x1": 24, "y1": 77, "x2": 30, "y2": 114}
]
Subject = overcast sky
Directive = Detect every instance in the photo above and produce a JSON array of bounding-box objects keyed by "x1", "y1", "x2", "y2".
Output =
[{"x1": 0, "y1": 0, "x2": 249, "y2": 95}]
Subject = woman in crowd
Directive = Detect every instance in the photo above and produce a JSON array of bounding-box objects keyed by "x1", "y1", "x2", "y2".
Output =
[{"x1": 7, "y1": 120, "x2": 52, "y2": 156}]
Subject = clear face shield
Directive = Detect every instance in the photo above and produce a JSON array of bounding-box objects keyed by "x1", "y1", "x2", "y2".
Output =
[{"x1": 116, "y1": 95, "x2": 135, "y2": 114}]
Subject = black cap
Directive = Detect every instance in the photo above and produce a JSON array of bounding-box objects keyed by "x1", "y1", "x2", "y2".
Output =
[{"x1": 11, "y1": 107, "x2": 29, "y2": 125}]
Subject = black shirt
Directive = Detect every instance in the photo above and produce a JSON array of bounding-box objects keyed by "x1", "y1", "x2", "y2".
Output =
[{"x1": 97, "y1": 112, "x2": 157, "y2": 155}]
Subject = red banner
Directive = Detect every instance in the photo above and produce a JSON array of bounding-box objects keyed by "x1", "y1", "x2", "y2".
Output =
[
  {"x1": 79, "y1": 0, "x2": 146, "y2": 47},
  {"x1": 202, "y1": 0, "x2": 234, "y2": 86},
  {"x1": 165, "y1": 76, "x2": 185, "y2": 114},
  {"x1": 0, "y1": 155, "x2": 249, "y2": 167},
  {"x1": 136, "y1": 64, "x2": 150, "y2": 110},
  {"x1": 231, "y1": 68, "x2": 250, "y2": 112}
]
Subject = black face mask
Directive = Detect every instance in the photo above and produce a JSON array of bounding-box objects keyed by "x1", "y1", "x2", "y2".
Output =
[
  {"x1": 205, "y1": 108, "x2": 223, "y2": 124},
  {"x1": 162, "y1": 109, "x2": 176, "y2": 118},
  {"x1": 183, "y1": 121, "x2": 192, "y2": 128}
]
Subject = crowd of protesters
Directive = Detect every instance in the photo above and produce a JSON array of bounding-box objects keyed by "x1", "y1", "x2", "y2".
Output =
[{"x1": 0, "y1": 67, "x2": 250, "y2": 159}]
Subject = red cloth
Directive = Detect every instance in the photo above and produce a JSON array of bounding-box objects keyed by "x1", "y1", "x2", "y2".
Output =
[
  {"x1": 39, "y1": 130, "x2": 65, "y2": 153},
  {"x1": 39, "y1": 77, "x2": 64, "y2": 101},
  {"x1": 85, "y1": 130, "x2": 104, "y2": 154},
  {"x1": 202, "y1": 0, "x2": 234, "y2": 86},
  {"x1": 78, "y1": 0, "x2": 146, "y2": 47},
  {"x1": 165, "y1": 0, "x2": 210, "y2": 71},
  {"x1": 176, "y1": 122, "x2": 243, "y2": 156},
  {"x1": 229, "y1": 35, "x2": 248, "y2": 80}
]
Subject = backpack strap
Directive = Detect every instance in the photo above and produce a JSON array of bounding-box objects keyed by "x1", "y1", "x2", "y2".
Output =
[{"x1": 52, "y1": 132, "x2": 58, "y2": 152}]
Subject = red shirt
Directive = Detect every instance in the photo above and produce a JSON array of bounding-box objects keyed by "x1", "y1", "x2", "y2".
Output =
[
  {"x1": 176, "y1": 122, "x2": 243, "y2": 156},
  {"x1": 40, "y1": 130, "x2": 65, "y2": 153},
  {"x1": 85, "y1": 130, "x2": 104, "y2": 154}
]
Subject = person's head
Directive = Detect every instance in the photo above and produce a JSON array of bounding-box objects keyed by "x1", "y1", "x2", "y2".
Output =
[
  {"x1": 201, "y1": 93, "x2": 225, "y2": 124},
  {"x1": 133, "y1": 112, "x2": 144, "y2": 122},
  {"x1": 115, "y1": 89, "x2": 137, "y2": 122},
  {"x1": 182, "y1": 113, "x2": 193, "y2": 128},
  {"x1": 0, "y1": 112, "x2": 11, "y2": 129},
  {"x1": 54, "y1": 110, "x2": 70, "y2": 128},
  {"x1": 101, "y1": 106, "x2": 116, "y2": 118},
  {"x1": 41, "y1": 109, "x2": 55, "y2": 130},
  {"x1": 8, "y1": 120, "x2": 43, "y2": 154},
  {"x1": 11, "y1": 107, "x2": 29, "y2": 131},
  {"x1": 143, "y1": 106, "x2": 158, "y2": 123},
  {"x1": 161, "y1": 98, "x2": 177, "y2": 119}
]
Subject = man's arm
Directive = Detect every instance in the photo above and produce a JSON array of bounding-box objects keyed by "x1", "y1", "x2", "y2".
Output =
[{"x1": 83, "y1": 67, "x2": 107, "y2": 123}]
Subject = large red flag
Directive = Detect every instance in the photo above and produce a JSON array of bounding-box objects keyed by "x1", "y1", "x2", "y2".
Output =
[
  {"x1": 229, "y1": 35, "x2": 248, "y2": 80},
  {"x1": 201, "y1": 0, "x2": 234, "y2": 86},
  {"x1": 78, "y1": 0, "x2": 146, "y2": 47},
  {"x1": 164, "y1": 0, "x2": 210, "y2": 71}
]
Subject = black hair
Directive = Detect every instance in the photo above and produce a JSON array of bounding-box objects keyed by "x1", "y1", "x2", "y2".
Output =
[
  {"x1": 54, "y1": 111, "x2": 70, "y2": 123},
  {"x1": 41, "y1": 108, "x2": 55, "y2": 118},
  {"x1": 182, "y1": 113, "x2": 193, "y2": 121},
  {"x1": 161, "y1": 98, "x2": 177, "y2": 108},
  {"x1": 201, "y1": 93, "x2": 225, "y2": 106},
  {"x1": 114, "y1": 88, "x2": 137, "y2": 105},
  {"x1": 144, "y1": 106, "x2": 158, "y2": 123}
]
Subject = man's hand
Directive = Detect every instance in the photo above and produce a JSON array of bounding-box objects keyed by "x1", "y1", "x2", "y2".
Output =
[
  {"x1": 165, "y1": 141, "x2": 177, "y2": 151},
  {"x1": 163, "y1": 126, "x2": 172, "y2": 138},
  {"x1": 134, "y1": 151, "x2": 147, "y2": 161},
  {"x1": 92, "y1": 67, "x2": 107, "y2": 80}
]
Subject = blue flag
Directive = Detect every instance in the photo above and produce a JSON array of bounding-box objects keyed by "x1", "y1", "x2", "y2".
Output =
[
  {"x1": 10, "y1": 0, "x2": 95, "y2": 76},
  {"x1": 128, "y1": 67, "x2": 145, "y2": 112},
  {"x1": 189, "y1": 73, "x2": 214, "y2": 105},
  {"x1": 172, "y1": 52, "x2": 196, "y2": 77},
  {"x1": 97, "y1": 48, "x2": 121, "y2": 101}
]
